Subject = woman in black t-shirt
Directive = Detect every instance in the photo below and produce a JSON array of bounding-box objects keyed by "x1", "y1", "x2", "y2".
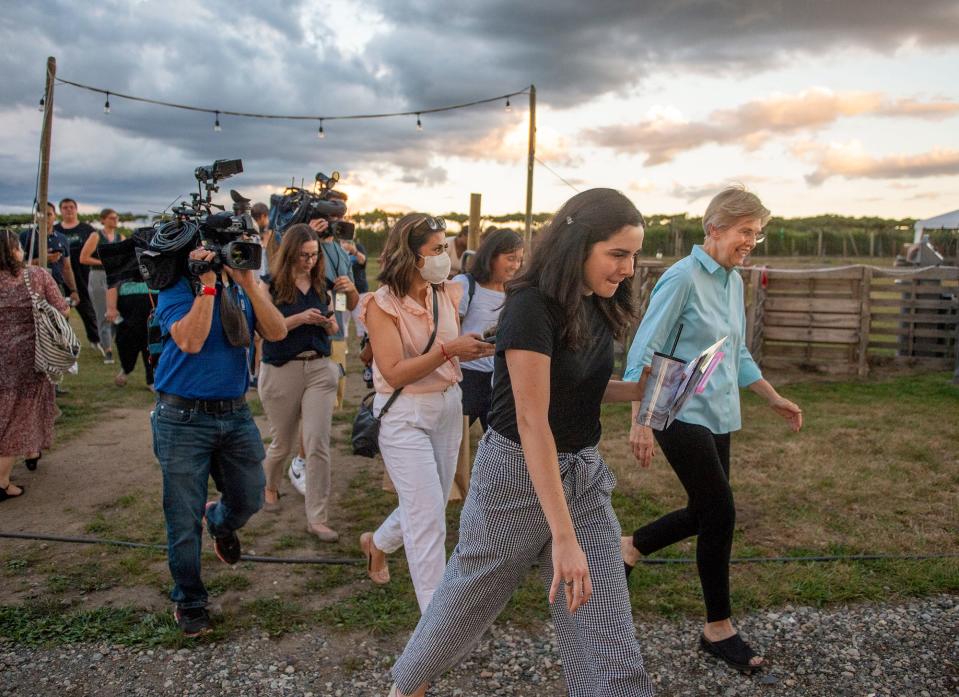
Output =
[
  {"x1": 389, "y1": 189, "x2": 655, "y2": 697},
  {"x1": 257, "y1": 224, "x2": 341, "y2": 542}
]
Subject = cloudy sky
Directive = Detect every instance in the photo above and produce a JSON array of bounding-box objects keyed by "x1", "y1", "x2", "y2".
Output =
[{"x1": 1, "y1": 1, "x2": 958, "y2": 219}]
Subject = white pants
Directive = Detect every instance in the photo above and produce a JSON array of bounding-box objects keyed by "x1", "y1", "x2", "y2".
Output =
[{"x1": 373, "y1": 385, "x2": 463, "y2": 612}]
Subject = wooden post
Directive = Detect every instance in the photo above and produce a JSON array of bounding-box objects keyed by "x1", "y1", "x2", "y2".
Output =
[
  {"x1": 468, "y1": 193, "x2": 481, "y2": 251},
  {"x1": 842, "y1": 236, "x2": 848, "y2": 258},
  {"x1": 869, "y1": 231, "x2": 876, "y2": 257},
  {"x1": 857, "y1": 266, "x2": 873, "y2": 377},
  {"x1": 746, "y1": 268, "x2": 765, "y2": 363},
  {"x1": 452, "y1": 193, "x2": 483, "y2": 502},
  {"x1": 953, "y1": 315, "x2": 959, "y2": 384},
  {"x1": 523, "y1": 85, "x2": 536, "y2": 250},
  {"x1": 817, "y1": 230, "x2": 824, "y2": 257},
  {"x1": 37, "y1": 56, "x2": 57, "y2": 268}
]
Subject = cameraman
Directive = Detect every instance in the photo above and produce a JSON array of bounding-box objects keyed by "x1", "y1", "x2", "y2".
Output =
[
  {"x1": 152, "y1": 246, "x2": 286, "y2": 636},
  {"x1": 308, "y1": 216, "x2": 359, "y2": 409}
]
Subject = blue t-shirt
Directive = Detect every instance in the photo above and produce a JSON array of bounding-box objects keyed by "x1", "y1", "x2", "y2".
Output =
[
  {"x1": 153, "y1": 278, "x2": 257, "y2": 400},
  {"x1": 20, "y1": 229, "x2": 70, "y2": 285},
  {"x1": 321, "y1": 240, "x2": 354, "y2": 341}
]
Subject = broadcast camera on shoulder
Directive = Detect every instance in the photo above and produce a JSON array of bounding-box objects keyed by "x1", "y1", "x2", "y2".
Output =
[
  {"x1": 269, "y1": 170, "x2": 355, "y2": 241},
  {"x1": 98, "y1": 158, "x2": 262, "y2": 291}
]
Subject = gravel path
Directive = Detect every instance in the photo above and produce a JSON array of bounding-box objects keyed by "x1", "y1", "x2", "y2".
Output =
[{"x1": 2, "y1": 594, "x2": 955, "y2": 696}]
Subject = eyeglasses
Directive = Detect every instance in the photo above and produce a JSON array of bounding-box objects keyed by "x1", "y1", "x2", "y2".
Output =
[
  {"x1": 298, "y1": 252, "x2": 320, "y2": 261},
  {"x1": 414, "y1": 216, "x2": 447, "y2": 233},
  {"x1": 740, "y1": 231, "x2": 767, "y2": 244}
]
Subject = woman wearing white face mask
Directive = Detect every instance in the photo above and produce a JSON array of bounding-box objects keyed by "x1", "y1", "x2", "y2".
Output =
[{"x1": 359, "y1": 213, "x2": 494, "y2": 612}]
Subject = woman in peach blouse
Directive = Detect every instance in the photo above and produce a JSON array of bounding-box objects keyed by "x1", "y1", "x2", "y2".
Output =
[{"x1": 359, "y1": 213, "x2": 493, "y2": 612}]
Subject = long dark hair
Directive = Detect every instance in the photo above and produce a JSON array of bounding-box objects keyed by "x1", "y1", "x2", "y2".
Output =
[
  {"x1": 269, "y1": 223, "x2": 326, "y2": 305},
  {"x1": 467, "y1": 227, "x2": 524, "y2": 284},
  {"x1": 378, "y1": 213, "x2": 443, "y2": 297},
  {"x1": 508, "y1": 188, "x2": 644, "y2": 348},
  {"x1": 0, "y1": 229, "x2": 24, "y2": 277}
]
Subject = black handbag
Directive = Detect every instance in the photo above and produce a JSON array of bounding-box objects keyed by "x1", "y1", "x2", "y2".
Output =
[{"x1": 351, "y1": 288, "x2": 440, "y2": 458}]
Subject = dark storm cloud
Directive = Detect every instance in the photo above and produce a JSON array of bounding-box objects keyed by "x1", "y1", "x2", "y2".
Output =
[{"x1": 1, "y1": 0, "x2": 957, "y2": 210}]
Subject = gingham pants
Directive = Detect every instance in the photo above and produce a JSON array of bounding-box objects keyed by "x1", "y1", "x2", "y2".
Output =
[{"x1": 392, "y1": 429, "x2": 655, "y2": 697}]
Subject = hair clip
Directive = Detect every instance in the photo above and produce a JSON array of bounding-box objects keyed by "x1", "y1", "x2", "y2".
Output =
[{"x1": 566, "y1": 216, "x2": 574, "y2": 225}]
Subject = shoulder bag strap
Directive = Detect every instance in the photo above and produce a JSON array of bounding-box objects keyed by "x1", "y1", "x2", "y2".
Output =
[{"x1": 378, "y1": 285, "x2": 441, "y2": 418}]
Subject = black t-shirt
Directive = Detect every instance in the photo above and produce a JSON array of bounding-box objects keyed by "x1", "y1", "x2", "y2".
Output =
[
  {"x1": 488, "y1": 286, "x2": 613, "y2": 452},
  {"x1": 352, "y1": 241, "x2": 369, "y2": 293},
  {"x1": 262, "y1": 283, "x2": 332, "y2": 366},
  {"x1": 55, "y1": 222, "x2": 95, "y2": 255}
]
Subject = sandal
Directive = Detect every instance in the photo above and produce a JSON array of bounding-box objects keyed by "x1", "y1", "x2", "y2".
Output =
[
  {"x1": 700, "y1": 633, "x2": 764, "y2": 673},
  {"x1": 360, "y1": 532, "x2": 390, "y2": 585},
  {"x1": 262, "y1": 487, "x2": 281, "y2": 513},
  {"x1": 0, "y1": 483, "x2": 25, "y2": 502},
  {"x1": 25, "y1": 452, "x2": 41, "y2": 471}
]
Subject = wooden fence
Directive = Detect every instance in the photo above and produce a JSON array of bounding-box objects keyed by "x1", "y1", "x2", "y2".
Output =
[{"x1": 628, "y1": 262, "x2": 959, "y2": 378}]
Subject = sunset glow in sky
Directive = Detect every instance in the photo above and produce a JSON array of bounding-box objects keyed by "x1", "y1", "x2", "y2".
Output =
[{"x1": 1, "y1": 1, "x2": 957, "y2": 220}]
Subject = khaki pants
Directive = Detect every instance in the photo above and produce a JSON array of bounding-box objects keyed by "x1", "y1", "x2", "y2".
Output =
[
  {"x1": 330, "y1": 339, "x2": 347, "y2": 409},
  {"x1": 258, "y1": 357, "x2": 339, "y2": 525}
]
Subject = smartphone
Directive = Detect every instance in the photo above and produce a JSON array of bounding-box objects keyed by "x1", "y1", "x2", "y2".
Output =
[
  {"x1": 323, "y1": 310, "x2": 335, "y2": 319},
  {"x1": 482, "y1": 335, "x2": 496, "y2": 344}
]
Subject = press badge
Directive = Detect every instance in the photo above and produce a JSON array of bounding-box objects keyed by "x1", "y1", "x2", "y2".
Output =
[{"x1": 334, "y1": 292, "x2": 347, "y2": 313}]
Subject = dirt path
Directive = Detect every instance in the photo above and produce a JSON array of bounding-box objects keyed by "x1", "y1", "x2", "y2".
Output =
[{"x1": 0, "y1": 365, "x2": 394, "y2": 616}]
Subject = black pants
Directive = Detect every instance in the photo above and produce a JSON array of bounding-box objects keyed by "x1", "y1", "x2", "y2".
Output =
[
  {"x1": 460, "y1": 367, "x2": 492, "y2": 431},
  {"x1": 116, "y1": 293, "x2": 154, "y2": 385},
  {"x1": 631, "y1": 419, "x2": 733, "y2": 622},
  {"x1": 71, "y1": 252, "x2": 100, "y2": 344}
]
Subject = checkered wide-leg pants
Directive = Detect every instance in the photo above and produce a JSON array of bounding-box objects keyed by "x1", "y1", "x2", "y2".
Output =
[{"x1": 392, "y1": 429, "x2": 655, "y2": 696}]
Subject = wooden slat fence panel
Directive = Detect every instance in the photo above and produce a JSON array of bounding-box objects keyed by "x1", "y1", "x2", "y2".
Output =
[{"x1": 629, "y1": 262, "x2": 959, "y2": 377}]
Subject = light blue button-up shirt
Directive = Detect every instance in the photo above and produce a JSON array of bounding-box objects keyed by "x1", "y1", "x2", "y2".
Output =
[{"x1": 624, "y1": 245, "x2": 763, "y2": 434}]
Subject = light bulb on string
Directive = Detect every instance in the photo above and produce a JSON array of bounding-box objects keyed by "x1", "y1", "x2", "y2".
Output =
[
  {"x1": 104, "y1": 92, "x2": 111, "y2": 114},
  {"x1": 214, "y1": 111, "x2": 221, "y2": 132},
  {"x1": 416, "y1": 113, "x2": 422, "y2": 131},
  {"x1": 38, "y1": 95, "x2": 45, "y2": 112},
  {"x1": 505, "y1": 97, "x2": 511, "y2": 112},
  {"x1": 318, "y1": 120, "x2": 325, "y2": 139}
]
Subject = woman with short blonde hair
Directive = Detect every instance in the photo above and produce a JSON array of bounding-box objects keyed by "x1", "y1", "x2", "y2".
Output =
[{"x1": 622, "y1": 185, "x2": 800, "y2": 674}]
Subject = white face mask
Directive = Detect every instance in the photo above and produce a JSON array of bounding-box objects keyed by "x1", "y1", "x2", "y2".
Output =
[{"x1": 418, "y1": 252, "x2": 452, "y2": 283}]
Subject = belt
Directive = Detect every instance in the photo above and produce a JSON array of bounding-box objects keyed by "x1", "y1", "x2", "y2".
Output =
[
  {"x1": 290, "y1": 351, "x2": 329, "y2": 362},
  {"x1": 157, "y1": 391, "x2": 246, "y2": 414}
]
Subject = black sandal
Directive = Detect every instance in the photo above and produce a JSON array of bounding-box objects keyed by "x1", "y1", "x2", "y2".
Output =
[
  {"x1": 700, "y1": 633, "x2": 764, "y2": 673},
  {"x1": 25, "y1": 452, "x2": 41, "y2": 471},
  {"x1": 0, "y1": 483, "x2": 25, "y2": 502}
]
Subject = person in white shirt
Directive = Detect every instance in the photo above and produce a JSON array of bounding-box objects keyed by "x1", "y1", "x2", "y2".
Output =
[
  {"x1": 445, "y1": 227, "x2": 469, "y2": 277},
  {"x1": 451, "y1": 228, "x2": 524, "y2": 430}
]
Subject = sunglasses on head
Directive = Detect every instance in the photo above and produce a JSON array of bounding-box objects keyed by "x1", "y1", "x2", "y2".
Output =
[{"x1": 414, "y1": 216, "x2": 447, "y2": 233}]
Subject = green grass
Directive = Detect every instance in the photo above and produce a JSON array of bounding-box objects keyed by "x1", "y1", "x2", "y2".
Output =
[
  {"x1": 53, "y1": 315, "x2": 156, "y2": 443},
  {"x1": 7, "y1": 313, "x2": 956, "y2": 647}
]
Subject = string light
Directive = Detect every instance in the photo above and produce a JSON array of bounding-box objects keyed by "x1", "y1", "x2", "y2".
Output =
[
  {"x1": 54, "y1": 78, "x2": 532, "y2": 139},
  {"x1": 38, "y1": 95, "x2": 45, "y2": 112}
]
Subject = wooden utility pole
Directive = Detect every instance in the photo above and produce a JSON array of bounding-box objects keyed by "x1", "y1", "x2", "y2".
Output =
[
  {"x1": 523, "y1": 85, "x2": 536, "y2": 249},
  {"x1": 468, "y1": 193, "x2": 481, "y2": 250},
  {"x1": 37, "y1": 56, "x2": 57, "y2": 268}
]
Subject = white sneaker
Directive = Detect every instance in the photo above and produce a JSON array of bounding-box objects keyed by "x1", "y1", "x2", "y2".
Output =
[{"x1": 288, "y1": 456, "x2": 306, "y2": 496}]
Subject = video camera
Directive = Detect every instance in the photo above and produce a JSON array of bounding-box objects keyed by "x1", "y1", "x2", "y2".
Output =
[
  {"x1": 99, "y1": 158, "x2": 262, "y2": 290},
  {"x1": 269, "y1": 170, "x2": 355, "y2": 240}
]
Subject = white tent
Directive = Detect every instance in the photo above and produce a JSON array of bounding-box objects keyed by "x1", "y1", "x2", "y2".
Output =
[{"x1": 914, "y1": 209, "x2": 959, "y2": 244}]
